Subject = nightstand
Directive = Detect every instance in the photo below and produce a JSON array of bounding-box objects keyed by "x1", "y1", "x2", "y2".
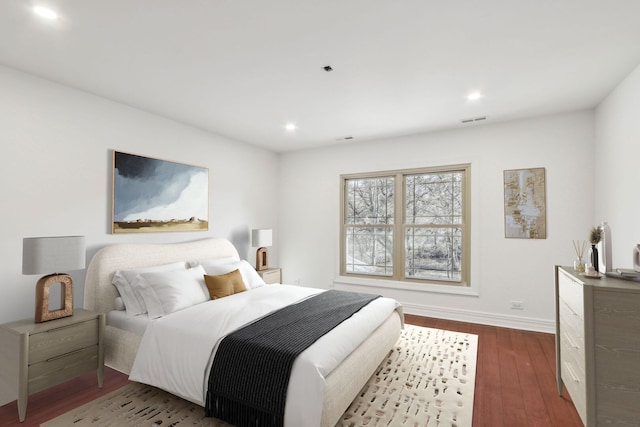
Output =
[
  {"x1": 257, "y1": 268, "x2": 282, "y2": 284},
  {"x1": 0, "y1": 308, "x2": 104, "y2": 422}
]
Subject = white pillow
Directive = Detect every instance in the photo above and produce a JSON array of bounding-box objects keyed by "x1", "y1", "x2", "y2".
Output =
[
  {"x1": 134, "y1": 265, "x2": 209, "y2": 319},
  {"x1": 112, "y1": 261, "x2": 187, "y2": 317},
  {"x1": 193, "y1": 259, "x2": 266, "y2": 290},
  {"x1": 114, "y1": 297, "x2": 125, "y2": 311}
]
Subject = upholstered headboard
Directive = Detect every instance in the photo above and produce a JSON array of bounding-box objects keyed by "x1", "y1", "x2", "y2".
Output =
[{"x1": 83, "y1": 238, "x2": 240, "y2": 314}]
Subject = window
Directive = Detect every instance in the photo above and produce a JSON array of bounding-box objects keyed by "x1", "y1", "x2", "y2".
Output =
[{"x1": 341, "y1": 164, "x2": 470, "y2": 286}]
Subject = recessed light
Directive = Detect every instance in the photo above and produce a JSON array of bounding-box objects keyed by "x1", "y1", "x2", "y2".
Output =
[
  {"x1": 467, "y1": 92, "x2": 482, "y2": 101},
  {"x1": 33, "y1": 6, "x2": 59, "y2": 20},
  {"x1": 284, "y1": 123, "x2": 297, "y2": 132}
]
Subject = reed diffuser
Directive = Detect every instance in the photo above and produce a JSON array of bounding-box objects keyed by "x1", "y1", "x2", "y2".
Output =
[{"x1": 572, "y1": 240, "x2": 587, "y2": 272}]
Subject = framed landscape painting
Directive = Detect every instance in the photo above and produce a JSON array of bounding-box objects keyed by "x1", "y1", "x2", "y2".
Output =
[
  {"x1": 112, "y1": 151, "x2": 209, "y2": 234},
  {"x1": 503, "y1": 167, "x2": 546, "y2": 239}
]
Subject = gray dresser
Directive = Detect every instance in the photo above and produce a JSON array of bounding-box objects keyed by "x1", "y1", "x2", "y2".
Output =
[{"x1": 555, "y1": 266, "x2": 640, "y2": 426}]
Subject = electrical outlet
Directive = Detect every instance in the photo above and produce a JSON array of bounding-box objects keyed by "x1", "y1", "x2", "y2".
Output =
[{"x1": 510, "y1": 301, "x2": 524, "y2": 310}]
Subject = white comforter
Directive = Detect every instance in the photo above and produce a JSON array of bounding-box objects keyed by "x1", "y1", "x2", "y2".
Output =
[{"x1": 129, "y1": 285, "x2": 398, "y2": 427}]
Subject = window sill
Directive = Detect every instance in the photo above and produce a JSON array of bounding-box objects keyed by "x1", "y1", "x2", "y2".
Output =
[{"x1": 333, "y1": 275, "x2": 479, "y2": 296}]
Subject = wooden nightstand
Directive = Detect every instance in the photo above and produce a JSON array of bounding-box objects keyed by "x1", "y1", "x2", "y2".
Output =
[
  {"x1": 257, "y1": 268, "x2": 282, "y2": 284},
  {"x1": 0, "y1": 308, "x2": 104, "y2": 422}
]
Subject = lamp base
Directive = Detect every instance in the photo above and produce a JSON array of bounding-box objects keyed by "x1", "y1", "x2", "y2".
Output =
[
  {"x1": 256, "y1": 247, "x2": 269, "y2": 271},
  {"x1": 35, "y1": 273, "x2": 73, "y2": 323}
]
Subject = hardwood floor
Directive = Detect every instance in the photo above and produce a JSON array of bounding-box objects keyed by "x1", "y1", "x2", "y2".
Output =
[
  {"x1": 0, "y1": 315, "x2": 582, "y2": 427},
  {"x1": 405, "y1": 314, "x2": 583, "y2": 427},
  {"x1": 0, "y1": 367, "x2": 129, "y2": 427}
]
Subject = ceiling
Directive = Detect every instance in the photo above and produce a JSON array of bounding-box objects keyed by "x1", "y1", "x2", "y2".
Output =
[{"x1": 2, "y1": 1, "x2": 640, "y2": 152}]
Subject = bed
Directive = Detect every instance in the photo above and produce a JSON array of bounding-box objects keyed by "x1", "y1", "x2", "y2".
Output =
[{"x1": 83, "y1": 237, "x2": 403, "y2": 427}]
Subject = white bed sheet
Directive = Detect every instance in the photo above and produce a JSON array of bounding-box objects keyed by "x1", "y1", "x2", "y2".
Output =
[
  {"x1": 107, "y1": 309, "x2": 150, "y2": 336},
  {"x1": 129, "y1": 285, "x2": 399, "y2": 427}
]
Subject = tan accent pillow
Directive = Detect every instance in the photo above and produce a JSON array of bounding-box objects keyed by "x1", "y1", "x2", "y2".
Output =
[{"x1": 204, "y1": 269, "x2": 247, "y2": 299}]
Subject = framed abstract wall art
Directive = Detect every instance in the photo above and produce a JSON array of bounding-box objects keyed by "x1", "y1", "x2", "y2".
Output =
[
  {"x1": 112, "y1": 151, "x2": 209, "y2": 233},
  {"x1": 503, "y1": 167, "x2": 546, "y2": 239}
]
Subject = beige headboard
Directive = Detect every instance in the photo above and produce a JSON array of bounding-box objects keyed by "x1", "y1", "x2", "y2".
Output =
[{"x1": 83, "y1": 238, "x2": 240, "y2": 314}]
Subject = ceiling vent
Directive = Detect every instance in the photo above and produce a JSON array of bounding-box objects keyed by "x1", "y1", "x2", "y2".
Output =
[{"x1": 461, "y1": 116, "x2": 487, "y2": 124}]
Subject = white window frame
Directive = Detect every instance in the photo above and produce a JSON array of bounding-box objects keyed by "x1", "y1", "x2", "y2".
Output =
[{"x1": 340, "y1": 164, "x2": 471, "y2": 288}]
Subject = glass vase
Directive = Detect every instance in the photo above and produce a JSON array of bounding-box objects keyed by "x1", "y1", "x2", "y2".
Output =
[{"x1": 573, "y1": 257, "x2": 585, "y2": 273}]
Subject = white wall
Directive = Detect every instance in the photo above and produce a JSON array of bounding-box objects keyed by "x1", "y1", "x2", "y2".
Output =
[
  {"x1": 595, "y1": 63, "x2": 640, "y2": 268},
  {"x1": 279, "y1": 111, "x2": 595, "y2": 332},
  {"x1": 4, "y1": 58, "x2": 627, "y2": 333},
  {"x1": 0, "y1": 65, "x2": 279, "y2": 323}
]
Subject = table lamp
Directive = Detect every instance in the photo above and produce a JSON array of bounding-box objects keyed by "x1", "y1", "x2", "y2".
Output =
[
  {"x1": 251, "y1": 229, "x2": 272, "y2": 271},
  {"x1": 22, "y1": 236, "x2": 86, "y2": 323}
]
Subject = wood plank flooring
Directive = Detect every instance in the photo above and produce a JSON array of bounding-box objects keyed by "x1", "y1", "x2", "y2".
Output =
[
  {"x1": 405, "y1": 315, "x2": 583, "y2": 427},
  {"x1": 0, "y1": 315, "x2": 583, "y2": 427}
]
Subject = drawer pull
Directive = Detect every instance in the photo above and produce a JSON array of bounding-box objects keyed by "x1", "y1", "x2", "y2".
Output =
[
  {"x1": 565, "y1": 334, "x2": 580, "y2": 350},
  {"x1": 46, "y1": 347, "x2": 85, "y2": 362},
  {"x1": 564, "y1": 362, "x2": 581, "y2": 383},
  {"x1": 563, "y1": 302, "x2": 578, "y2": 317}
]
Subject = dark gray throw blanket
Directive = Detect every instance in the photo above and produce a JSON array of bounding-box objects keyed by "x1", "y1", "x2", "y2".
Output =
[{"x1": 205, "y1": 289, "x2": 381, "y2": 427}]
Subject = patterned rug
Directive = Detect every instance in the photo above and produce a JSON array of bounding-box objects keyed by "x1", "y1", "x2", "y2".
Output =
[{"x1": 42, "y1": 325, "x2": 477, "y2": 427}]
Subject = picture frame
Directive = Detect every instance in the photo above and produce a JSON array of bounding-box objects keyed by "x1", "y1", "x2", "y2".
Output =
[
  {"x1": 503, "y1": 167, "x2": 546, "y2": 239},
  {"x1": 112, "y1": 150, "x2": 209, "y2": 234}
]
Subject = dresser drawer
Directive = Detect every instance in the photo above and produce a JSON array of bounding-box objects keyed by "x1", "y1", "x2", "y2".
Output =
[
  {"x1": 558, "y1": 270, "x2": 584, "y2": 319},
  {"x1": 559, "y1": 299, "x2": 584, "y2": 347},
  {"x1": 559, "y1": 328, "x2": 585, "y2": 379},
  {"x1": 562, "y1": 358, "x2": 587, "y2": 424},
  {"x1": 28, "y1": 345, "x2": 98, "y2": 394},
  {"x1": 29, "y1": 319, "x2": 98, "y2": 364}
]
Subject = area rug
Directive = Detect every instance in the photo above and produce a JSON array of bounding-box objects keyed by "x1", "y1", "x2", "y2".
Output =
[{"x1": 42, "y1": 325, "x2": 477, "y2": 427}]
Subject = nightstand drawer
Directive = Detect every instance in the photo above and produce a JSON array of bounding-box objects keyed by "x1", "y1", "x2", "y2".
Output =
[
  {"x1": 29, "y1": 319, "x2": 98, "y2": 364},
  {"x1": 258, "y1": 268, "x2": 282, "y2": 284},
  {"x1": 28, "y1": 345, "x2": 99, "y2": 394}
]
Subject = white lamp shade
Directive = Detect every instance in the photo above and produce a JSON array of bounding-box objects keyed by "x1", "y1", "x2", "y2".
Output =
[
  {"x1": 22, "y1": 236, "x2": 86, "y2": 275},
  {"x1": 251, "y1": 229, "x2": 272, "y2": 247}
]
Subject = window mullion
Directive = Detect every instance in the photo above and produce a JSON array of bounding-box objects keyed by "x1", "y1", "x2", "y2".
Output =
[{"x1": 393, "y1": 173, "x2": 404, "y2": 281}]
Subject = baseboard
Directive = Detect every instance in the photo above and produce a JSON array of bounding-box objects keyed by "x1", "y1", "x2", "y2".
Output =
[{"x1": 401, "y1": 301, "x2": 555, "y2": 334}]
